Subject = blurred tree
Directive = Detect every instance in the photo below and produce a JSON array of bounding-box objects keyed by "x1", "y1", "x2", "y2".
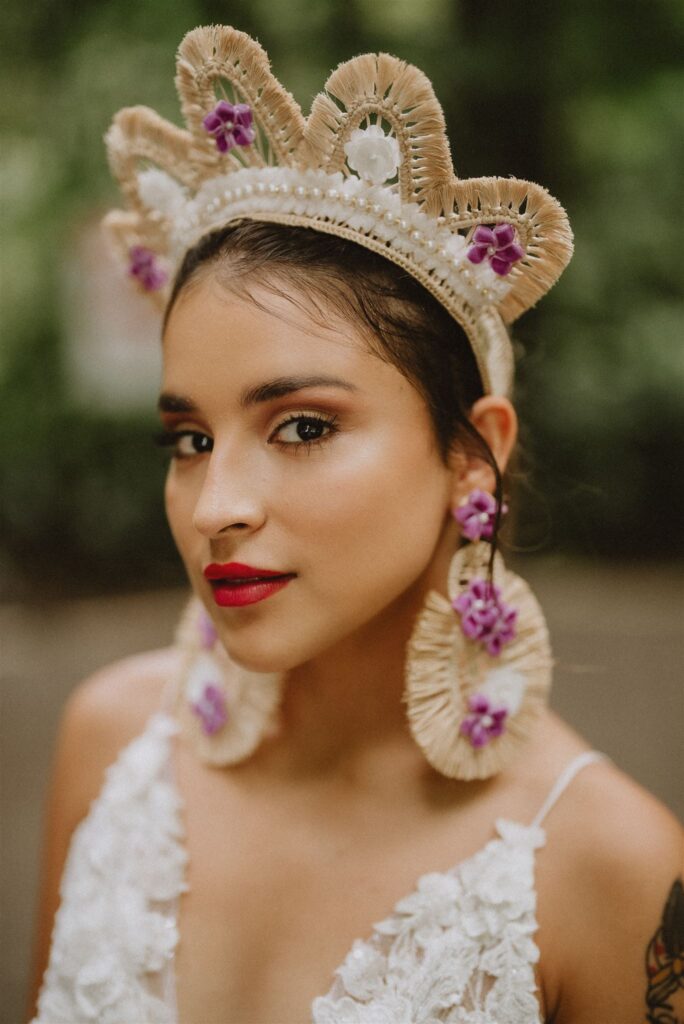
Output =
[{"x1": 1, "y1": 0, "x2": 682, "y2": 597}]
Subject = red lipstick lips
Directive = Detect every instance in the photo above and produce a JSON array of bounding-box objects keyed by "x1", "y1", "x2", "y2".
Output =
[{"x1": 203, "y1": 562, "x2": 296, "y2": 607}]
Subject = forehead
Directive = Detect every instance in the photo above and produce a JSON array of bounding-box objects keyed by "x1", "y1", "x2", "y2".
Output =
[
  {"x1": 167, "y1": 273, "x2": 359, "y2": 352},
  {"x1": 159, "y1": 272, "x2": 434, "y2": 433},
  {"x1": 161, "y1": 272, "x2": 400, "y2": 390}
]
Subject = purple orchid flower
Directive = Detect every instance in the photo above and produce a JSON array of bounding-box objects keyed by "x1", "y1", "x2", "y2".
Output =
[
  {"x1": 128, "y1": 246, "x2": 167, "y2": 292},
  {"x1": 190, "y1": 682, "x2": 229, "y2": 736},
  {"x1": 202, "y1": 100, "x2": 256, "y2": 154},
  {"x1": 452, "y1": 578, "x2": 517, "y2": 656},
  {"x1": 460, "y1": 693, "x2": 508, "y2": 747},
  {"x1": 454, "y1": 489, "x2": 508, "y2": 542},
  {"x1": 198, "y1": 611, "x2": 218, "y2": 650},
  {"x1": 466, "y1": 224, "x2": 524, "y2": 276}
]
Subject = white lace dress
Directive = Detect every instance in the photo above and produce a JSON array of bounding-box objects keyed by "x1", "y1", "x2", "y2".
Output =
[{"x1": 31, "y1": 707, "x2": 603, "y2": 1024}]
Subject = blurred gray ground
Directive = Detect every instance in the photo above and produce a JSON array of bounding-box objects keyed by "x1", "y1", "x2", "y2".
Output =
[{"x1": 2, "y1": 559, "x2": 683, "y2": 1024}]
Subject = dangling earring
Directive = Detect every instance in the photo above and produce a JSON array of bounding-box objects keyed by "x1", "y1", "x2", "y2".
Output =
[
  {"x1": 404, "y1": 490, "x2": 552, "y2": 781},
  {"x1": 453, "y1": 487, "x2": 508, "y2": 542},
  {"x1": 173, "y1": 596, "x2": 283, "y2": 766}
]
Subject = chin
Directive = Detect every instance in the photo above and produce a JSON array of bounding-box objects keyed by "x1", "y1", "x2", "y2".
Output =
[
  {"x1": 215, "y1": 627, "x2": 310, "y2": 675},
  {"x1": 215, "y1": 612, "x2": 349, "y2": 675}
]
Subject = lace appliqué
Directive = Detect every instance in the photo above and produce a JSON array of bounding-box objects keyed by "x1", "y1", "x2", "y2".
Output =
[
  {"x1": 32, "y1": 700, "x2": 597, "y2": 1023},
  {"x1": 311, "y1": 819, "x2": 545, "y2": 1024},
  {"x1": 31, "y1": 714, "x2": 188, "y2": 1024}
]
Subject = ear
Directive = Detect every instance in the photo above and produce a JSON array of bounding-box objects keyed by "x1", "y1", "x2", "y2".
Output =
[{"x1": 448, "y1": 396, "x2": 518, "y2": 503}]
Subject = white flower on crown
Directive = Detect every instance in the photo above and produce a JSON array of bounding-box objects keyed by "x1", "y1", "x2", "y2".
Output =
[
  {"x1": 137, "y1": 168, "x2": 187, "y2": 220},
  {"x1": 344, "y1": 125, "x2": 402, "y2": 185},
  {"x1": 443, "y1": 233, "x2": 468, "y2": 260}
]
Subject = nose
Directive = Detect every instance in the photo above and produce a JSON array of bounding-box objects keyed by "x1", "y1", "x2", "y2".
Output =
[{"x1": 192, "y1": 447, "x2": 267, "y2": 538}]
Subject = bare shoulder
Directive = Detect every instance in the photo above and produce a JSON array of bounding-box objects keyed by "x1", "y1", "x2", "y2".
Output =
[
  {"x1": 537, "y1": 713, "x2": 682, "y2": 878},
  {"x1": 65, "y1": 647, "x2": 180, "y2": 737},
  {"x1": 522, "y1": 709, "x2": 680, "y2": 853},
  {"x1": 534, "y1": 714, "x2": 683, "y2": 1023},
  {"x1": 46, "y1": 646, "x2": 180, "y2": 825},
  {"x1": 558, "y1": 752, "x2": 681, "y2": 865}
]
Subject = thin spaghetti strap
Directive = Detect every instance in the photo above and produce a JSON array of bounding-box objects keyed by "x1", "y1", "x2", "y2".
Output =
[{"x1": 531, "y1": 750, "x2": 608, "y2": 828}]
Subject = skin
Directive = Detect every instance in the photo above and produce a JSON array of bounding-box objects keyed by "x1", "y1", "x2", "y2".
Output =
[
  {"x1": 25, "y1": 269, "x2": 684, "y2": 1024},
  {"x1": 160, "y1": 273, "x2": 516, "y2": 770}
]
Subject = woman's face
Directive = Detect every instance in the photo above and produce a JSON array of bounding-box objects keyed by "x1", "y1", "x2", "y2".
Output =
[{"x1": 161, "y1": 271, "x2": 460, "y2": 673}]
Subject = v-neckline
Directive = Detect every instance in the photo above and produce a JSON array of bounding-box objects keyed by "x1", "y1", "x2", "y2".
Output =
[
  {"x1": 158, "y1": 710, "x2": 546, "y2": 1022},
  {"x1": 308, "y1": 816, "x2": 545, "y2": 1010}
]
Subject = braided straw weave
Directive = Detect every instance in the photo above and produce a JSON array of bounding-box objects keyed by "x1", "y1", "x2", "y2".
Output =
[
  {"x1": 174, "y1": 597, "x2": 282, "y2": 767},
  {"x1": 104, "y1": 24, "x2": 573, "y2": 395},
  {"x1": 405, "y1": 544, "x2": 552, "y2": 780}
]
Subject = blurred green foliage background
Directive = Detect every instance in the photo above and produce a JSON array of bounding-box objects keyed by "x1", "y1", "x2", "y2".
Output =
[{"x1": 1, "y1": 0, "x2": 682, "y2": 597}]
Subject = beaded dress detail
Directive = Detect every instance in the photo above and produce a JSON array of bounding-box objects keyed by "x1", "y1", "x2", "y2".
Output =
[{"x1": 32, "y1": 689, "x2": 603, "y2": 1023}]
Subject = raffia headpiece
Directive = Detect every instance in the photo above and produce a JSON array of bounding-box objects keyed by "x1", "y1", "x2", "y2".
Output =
[{"x1": 104, "y1": 25, "x2": 573, "y2": 395}]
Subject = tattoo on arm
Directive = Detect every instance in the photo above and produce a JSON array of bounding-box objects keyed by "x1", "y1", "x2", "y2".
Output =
[{"x1": 645, "y1": 877, "x2": 684, "y2": 1024}]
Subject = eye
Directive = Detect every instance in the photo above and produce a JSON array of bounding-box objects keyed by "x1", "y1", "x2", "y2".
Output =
[
  {"x1": 271, "y1": 413, "x2": 339, "y2": 451},
  {"x1": 155, "y1": 429, "x2": 213, "y2": 459}
]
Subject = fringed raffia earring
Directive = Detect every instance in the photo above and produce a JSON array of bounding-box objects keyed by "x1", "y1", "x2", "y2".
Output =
[
  {"x1": 404, "y1": 490, "x2": 552, "y2": 780},
  {"x1": 173, "y1": 597, "x2": 283, "y2": 766}
]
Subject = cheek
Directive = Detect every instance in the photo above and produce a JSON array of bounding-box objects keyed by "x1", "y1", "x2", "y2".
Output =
[{"x1": 279, "y1": 431, "x2": 450, "y2": 630}]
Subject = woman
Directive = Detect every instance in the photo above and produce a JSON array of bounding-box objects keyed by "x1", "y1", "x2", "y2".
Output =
[{"x1": 27, "y1": 24, "x2": 682, "y2": 1024}]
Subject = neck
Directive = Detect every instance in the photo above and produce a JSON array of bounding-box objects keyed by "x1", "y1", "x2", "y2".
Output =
[{"x1": 258, "y1": 526, "x2": 459, "y2": 781}]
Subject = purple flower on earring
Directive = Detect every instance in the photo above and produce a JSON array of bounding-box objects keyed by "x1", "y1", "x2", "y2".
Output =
[
  {"x1": 460, "y1": 693, "x2": 508, "y2": 747},
  {"x1": 467, "y1": 224, "x2": 524, "y2": 276},
  {"x1": 202, "y1": 101, "x2": 256, "y2": 153},
  {"x1": 452, "y1": 579, "x2": 517, "y2": 656},
  {"x1": 454, "y1": 489, "x2": 508, "y2": 542},
  {"x1": 128, "y1": 246, "x2": 168, "y2": 291},
  {"x1": 190, "y1": 682, "x2": 229, "y2": 736},
  {"x1": 197, "y1": 611, "x2": 218, "y2": 650}
]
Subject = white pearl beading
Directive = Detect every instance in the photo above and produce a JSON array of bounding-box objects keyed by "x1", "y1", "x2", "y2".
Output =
[{"x1": 137, "y1": 166, "x2": 512, "y2": 311}]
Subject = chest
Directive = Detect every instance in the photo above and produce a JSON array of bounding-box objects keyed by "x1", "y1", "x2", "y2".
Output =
[
  {"x1": 39, "y1": 717, "x2": 551, "y2": 1024},
  {"x1": 174, "y1": 860, "x2": 379, "y2": 1023},
  {"x1": 171, "y1": 750, "x2": 542, "y2": 1024},
  {"x1": 173, "y1": 783, "x2": 439, "y2": 1021}
]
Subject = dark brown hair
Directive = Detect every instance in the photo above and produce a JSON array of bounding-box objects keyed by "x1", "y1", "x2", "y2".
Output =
[{"x1": 164, "y1": 220, "x2": 504, "y2": 533}]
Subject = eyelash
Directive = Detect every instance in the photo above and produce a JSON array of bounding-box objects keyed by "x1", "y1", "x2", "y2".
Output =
[
  {"x1": 271, "y1": 412, "x2": 339, "y2": 453},
  {"x1": 154, "y1": 429, "x2": 211, "y2": 459},
  {"x1": 154, "y1": 412, "x2": 340, "y2": 459}
]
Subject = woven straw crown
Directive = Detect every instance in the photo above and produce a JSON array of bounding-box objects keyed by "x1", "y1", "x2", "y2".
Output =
[{"x1": 104, "y1": 25, "x2": 573, "y2": 395}]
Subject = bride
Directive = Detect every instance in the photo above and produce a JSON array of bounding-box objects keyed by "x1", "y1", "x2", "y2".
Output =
[{"x1": 27, "y1": 24, "x2": 682, "y2": 1024}]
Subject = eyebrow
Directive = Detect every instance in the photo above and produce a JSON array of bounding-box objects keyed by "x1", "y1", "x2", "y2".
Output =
[
  {"x1": 158, "y1": 375, "x2": 357, "y2": 413},
  {"x1": 157, "y1": 393, "x2": 197, "y2": 413}
]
